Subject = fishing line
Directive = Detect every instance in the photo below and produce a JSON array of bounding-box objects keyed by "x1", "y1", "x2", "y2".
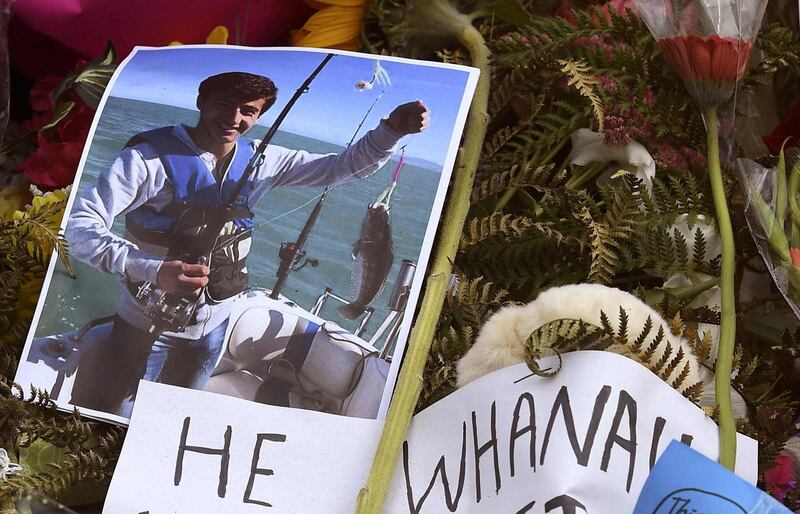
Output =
[
  {"x1": 203, "y1": 156, "x2": 395, "y2": 257},
  {"x1": 251, "y1": 82, "x2": 392, "y2": 231},
  {"x1": 256, "y1": 158, "x2": 387, "y2": 228}
]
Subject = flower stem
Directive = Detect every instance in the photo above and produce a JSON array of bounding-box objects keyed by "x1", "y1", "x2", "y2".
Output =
[
  {"x1": 706, "y1": 106, "x2": 736, "y2": 471},
  {"x1": 354, "y1": 17, "x2": 491, "y2": 514}
]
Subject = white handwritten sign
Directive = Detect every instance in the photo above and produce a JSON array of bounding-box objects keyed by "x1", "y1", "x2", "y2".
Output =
[{"x1": 104, "y1": 352, "x2": 756, "y2": 513}]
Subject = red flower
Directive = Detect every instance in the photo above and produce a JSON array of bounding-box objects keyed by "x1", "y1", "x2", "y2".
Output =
[
  {"x1": 55, "y1": 101, "x2": 95, "y2": 142},
  {"x1": 764, "y1": 454, "x2": 797, "y2": 502},
  {"x1": 659, "y1": 35, "x2": 752, "y2": 107},
  {"x1": 17, "y1": 60, "x2": 96, "y2": 189},
  {"x1": 790, "y1": 248, "x2": 800, "y2": 269},
  {"x1": 29, "y1": 75, "x2": 62, "y2": 113},
  {"x1": 555, "y1": 1, "x2": 577, "y2": 24},
  {"x1": 659, "y1": 35, "x2": 752, "y2": 82},
  {"x1": 763, "y1": 102, "x2": 800, "y2": 155},
  {"x1": 20, "y1": 139, "x2": 84, "y2": 189}
]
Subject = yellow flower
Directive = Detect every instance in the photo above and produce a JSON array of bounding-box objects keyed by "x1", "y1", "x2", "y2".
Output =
[
  {"x1": 13, "y1": 187, "x2": 69, "y2": 225},
  {"x1": 0, "y1": 182, "x2": 32, "y2": 220},
  {"x1": 169, "y1": 25, "x2": 230, "y2": 46},
  {"x1": 12, "y1": 187, "x2": 70, "y2": 258},
  {"x1": 1, "y1": 187, "x2": 69, "y2": 339},
  {"x1": 291, "y1": 0, "x2": 368, "y2": 51}
]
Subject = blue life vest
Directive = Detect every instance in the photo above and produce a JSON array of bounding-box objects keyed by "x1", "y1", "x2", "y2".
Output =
[{"x1": 124, "y1": 126, "x2": 257, "y2": 302}]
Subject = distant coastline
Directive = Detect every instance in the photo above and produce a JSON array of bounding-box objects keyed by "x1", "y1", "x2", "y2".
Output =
[{"x1": 109, "y1": 95, "x2": 444, "y2": 171}]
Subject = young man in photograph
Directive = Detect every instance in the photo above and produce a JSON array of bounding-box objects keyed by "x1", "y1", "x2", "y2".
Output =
[{"x1": 66, "y1": 71, "x2": 429, "y2": 416}]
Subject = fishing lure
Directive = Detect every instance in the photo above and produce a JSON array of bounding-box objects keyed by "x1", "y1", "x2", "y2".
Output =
[{"x1": 355, "y1": 60, "x2": 391, "y2": 91}]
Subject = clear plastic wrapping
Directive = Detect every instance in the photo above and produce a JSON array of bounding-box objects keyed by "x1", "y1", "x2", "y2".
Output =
[{"x1": 738, "y1": 150, "x2": 800, "y2": 320}]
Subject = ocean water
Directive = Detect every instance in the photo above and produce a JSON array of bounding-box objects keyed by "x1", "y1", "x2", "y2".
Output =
[{"x1": 36, "y1": 97, "x2": 441, "y2": 342}]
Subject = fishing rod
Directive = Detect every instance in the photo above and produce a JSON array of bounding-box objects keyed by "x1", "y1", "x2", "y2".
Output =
[
  {"x1": 229, "y1": 52, "x2": 334, "y2": 206},
  {"x1": 137, "y1": 53, "x2": 335, "y2": 335},
  {"x1": 270, "y1": 76, "x2": 388, "y2": 300}
]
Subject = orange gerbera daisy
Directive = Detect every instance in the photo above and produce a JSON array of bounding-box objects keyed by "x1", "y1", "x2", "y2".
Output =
[
  {"x1": 659, "y1": 35, "x2": 753, "y2": 108},
  {"x1": 291, "y1": 0, "x2": 368, "y2": 51}
]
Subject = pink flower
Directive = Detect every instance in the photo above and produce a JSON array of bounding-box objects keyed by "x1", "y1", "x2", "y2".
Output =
[
  {"x1": 625, "y1": 109, "x2": 656, "y2": 142},
  {"x1": 572, "y1": 35, "x2": 615, "y2": 60},
  {"x1": 683, "y1": 147, "x2": 707, "y2": 168},
  {"x1": 596, "y1": 74, "x2": 618, "y2": 93},
  {"x1": 656, "y1": 141, "x2": 689, "y2": 172},
  {"x1": 604, "y1": 115, "x2": 630, "y2": 146}
]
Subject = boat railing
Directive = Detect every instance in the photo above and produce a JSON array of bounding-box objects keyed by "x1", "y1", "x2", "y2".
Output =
[
  {"x1": 310, "y1": 288, "x2": 375, "y2": 338},
  {"x1": 311, "y1": 260, "x2": 416, "y2": 361}
]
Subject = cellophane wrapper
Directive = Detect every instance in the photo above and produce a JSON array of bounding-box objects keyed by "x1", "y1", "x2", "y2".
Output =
[{"x1": 738, "y1": 151, "x2": 800, "y2": 321}]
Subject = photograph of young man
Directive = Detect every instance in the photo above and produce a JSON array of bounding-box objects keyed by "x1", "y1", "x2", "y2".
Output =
[{"x1": 66, "y1": 71, "x2": 429, "y2": 417}]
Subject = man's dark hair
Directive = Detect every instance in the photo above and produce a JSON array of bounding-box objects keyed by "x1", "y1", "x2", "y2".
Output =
[{"x1": 198, "y1": 72, "x2": 278, "y2": 114}]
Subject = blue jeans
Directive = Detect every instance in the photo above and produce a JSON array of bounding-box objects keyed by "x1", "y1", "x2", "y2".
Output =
[
  {"x1": 71, "y1": 316, "x2": 228, "y2": 416},
  {"x1": 143, "y1": 320, "x2": 229, "y2": 389}
]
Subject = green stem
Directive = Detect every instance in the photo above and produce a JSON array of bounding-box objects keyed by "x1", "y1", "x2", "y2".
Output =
[
  {"x1": 706, "y1": 106, "x2": 736, "y2": 471},
  {"x1": 788, "y1": 159, "x2": 800, "y2": 245},
  {"x1": 493, "y1": 186, "x2": 517, "y2": 213},
  {"x1": 565, "y1": 162, "x2": 605, "y2": 190},
  {"x1": 644, "y1": 276, "x2": 721, "y2": 306},
  {"x1": 354, "y1": 19, "x2": 491, "y2": 514},
  {"x1": 542, "y1": 135, "x2": 571, "y2": 168},
  {"x1": 669, "y1": 276, "x2": 721, "y2": 301}
]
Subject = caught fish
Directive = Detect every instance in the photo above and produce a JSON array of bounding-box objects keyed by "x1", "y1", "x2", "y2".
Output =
[{"x1": 338, "y1": 203, "x2": 394, "y2": 320}]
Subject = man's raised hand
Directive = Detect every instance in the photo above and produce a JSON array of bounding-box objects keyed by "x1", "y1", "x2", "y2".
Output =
[
  {"x1": 386, "y1": 100, "x2": 430, "y2": 135},
  {"x1": 157, "y1": 261, "x2": 210, "y2": 296}
]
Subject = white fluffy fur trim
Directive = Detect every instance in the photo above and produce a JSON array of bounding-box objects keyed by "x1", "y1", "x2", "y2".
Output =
[{"x1": 456, "y1": 284, "x2": 746, "y2": 419}]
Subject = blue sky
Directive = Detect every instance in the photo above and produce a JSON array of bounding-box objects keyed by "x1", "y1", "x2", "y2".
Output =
[{"x1": 108, "y1": 46, "x2": 473, "y2": 166}]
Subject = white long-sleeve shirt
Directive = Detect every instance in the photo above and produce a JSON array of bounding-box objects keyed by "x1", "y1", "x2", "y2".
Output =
[{"x1": 67, "y1": 121, "x2": 402, "y2": 338}]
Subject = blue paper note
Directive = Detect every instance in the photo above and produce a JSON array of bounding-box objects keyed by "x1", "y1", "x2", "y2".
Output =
[{"x1": 633, "y1": 440, "x2": 791, "y2": 514}]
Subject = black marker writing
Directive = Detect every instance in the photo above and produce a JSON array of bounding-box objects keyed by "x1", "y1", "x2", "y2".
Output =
[
  {"x1": 243, "y1": 433, "x2": 287, "y2": 508},
  {"x1": 174, "y1": 417, "x2": 232, "y2": 498}
]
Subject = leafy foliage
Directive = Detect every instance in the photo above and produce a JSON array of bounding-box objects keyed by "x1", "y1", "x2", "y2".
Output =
[
  {"x1": 0, "y1": 0, "x2": 796, "y2": 509},
  {"x1": 421, "y1": 275, "x2": 508, "y2": 407},
  {"x1": 557, "y1": 59, "x2": 604, "y2": 131},
  {"x1": 367, "y1": 0, "x2": 800, "y2": 501},
  {"x1": 0, "y1": 190, "x2": 124, "y2": 511}
]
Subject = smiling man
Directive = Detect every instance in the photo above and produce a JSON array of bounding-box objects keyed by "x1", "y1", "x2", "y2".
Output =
[{"x1": 66, "y1": 71, "x2": 429, "y2": 416}]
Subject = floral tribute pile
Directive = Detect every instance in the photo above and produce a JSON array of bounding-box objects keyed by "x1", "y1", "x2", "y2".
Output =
[{"x1": 0, "y1": 0, "x2": 799, "y2": 512}]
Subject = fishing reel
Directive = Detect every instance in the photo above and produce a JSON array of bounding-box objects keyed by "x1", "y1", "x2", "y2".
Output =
[
  {"x1": 134, "y1": 281, "x2": 197, "y2": 335},
  {"x1": 277, "y1": 242, "x2": 319, "y2": 275},
  {"x1": 133, "y1": 244, "x2": 209, "y2": 336}
]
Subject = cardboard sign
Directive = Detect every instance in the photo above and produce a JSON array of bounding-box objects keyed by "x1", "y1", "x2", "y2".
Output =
[
  {"x1": 104, "y1": 351, "x2": 757, "y2": 513},
  {"x1": 634, "y1": 440, "x2": 788, "y2": 514}
]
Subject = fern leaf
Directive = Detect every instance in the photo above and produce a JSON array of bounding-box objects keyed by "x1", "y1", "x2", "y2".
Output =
[{"x1": 557, "y1": 58, "x2": 604, "y2": 131}]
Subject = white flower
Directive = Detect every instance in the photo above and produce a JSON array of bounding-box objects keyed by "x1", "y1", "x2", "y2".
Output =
[
  {"x1": 567, "y1": 128, "x2": 656, "y2": 190},
  {"x1": 0, "y1": 448, "x2": 22, "y2": 481}
]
